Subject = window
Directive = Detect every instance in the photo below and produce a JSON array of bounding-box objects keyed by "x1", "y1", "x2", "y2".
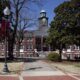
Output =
[
  {"x1": 1, "y1": 43, "x2": 4, "y2": 50},
  {"x1": 20, "y1": 45, "x2": 23, "y2": 49},
  {"x1": 27, "y1": 37, "x2": 33, "y2": 42},
  {"x1": 27, "y1": 44, "x2": 33, "y2": 50}
]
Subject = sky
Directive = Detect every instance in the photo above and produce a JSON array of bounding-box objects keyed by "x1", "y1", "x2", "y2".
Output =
[
  {"x1": 27, "y1": 0, "x2": 67, "y2": 30},
  {"x1": 42, "y1": 0, "x2": 67, "y2": 24}
]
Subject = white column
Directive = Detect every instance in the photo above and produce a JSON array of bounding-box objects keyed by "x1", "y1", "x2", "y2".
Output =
[
  {"x1": 41, "y1": 36, "x2": 43, "y2": 51},
  {"x1": 49, "y1": 44, "x2": 51, "y2": 51}
]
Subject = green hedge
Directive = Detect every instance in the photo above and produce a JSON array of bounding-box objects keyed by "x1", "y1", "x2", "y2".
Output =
[{"x1": 47, "y1": 52, "x2": 60, "y2": 61}]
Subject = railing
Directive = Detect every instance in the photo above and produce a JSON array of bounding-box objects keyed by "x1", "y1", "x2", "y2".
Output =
[
  {"x1": 0, "y1": 51, "x2": 34, "y2": 58},
  {"x1": 62, "y1": 50, "x2": 80, "y2": 60}
]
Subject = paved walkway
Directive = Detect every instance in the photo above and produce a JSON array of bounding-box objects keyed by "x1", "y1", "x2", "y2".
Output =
[
  {"x1": 21, "y1": 60, "x2": 65, "y2": 76},
  {"x1": 21, "y1": 60, "x2": 80, "y2": 80},
  {"x1": 0, "y1": 60, "x2": 80, "y2": 80}
]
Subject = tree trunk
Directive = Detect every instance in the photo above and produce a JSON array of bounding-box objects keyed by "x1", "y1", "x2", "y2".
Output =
[
  {"x1": 8, "y1": 25, "x2": 18, "y2": 60},
  {"x1": 17, "y1": 43, "x2": 21, "y2": 57},
  {"x1": 8, "y1": 37, "x2": 14, "y2": 60},
  {"x1": 8, "y1": 20, "x2": 18, "y2": 60},
  {"x1": 59, "y1": 44, "x2": 62, "y2": 62},
  {"x1": 7, "y1": 5, "x2": 19, "y2": 60},
  {"x1": 59, "y1": 49, "x2": 62, "y2": 61}
]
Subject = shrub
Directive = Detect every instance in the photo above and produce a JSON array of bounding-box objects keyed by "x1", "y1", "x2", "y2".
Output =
[{"x1": 47, "y1": 52, "x2": 60, "y2": 61}]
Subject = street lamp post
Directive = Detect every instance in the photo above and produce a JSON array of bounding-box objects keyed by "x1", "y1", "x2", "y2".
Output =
[{"x1": 3, "y1": 7, "x2": 10, "y2": 73}]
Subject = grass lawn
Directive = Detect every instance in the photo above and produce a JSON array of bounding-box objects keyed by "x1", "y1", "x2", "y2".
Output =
[
  {"x1": 44, "y1": 60, "x2": 80, "y2": 74},
  {"x1": 0, "y1": 61, "x2": 24, "y2": 74},
  {"x1": 74, "y1": 63, "x2": 80, "y2": 67}
]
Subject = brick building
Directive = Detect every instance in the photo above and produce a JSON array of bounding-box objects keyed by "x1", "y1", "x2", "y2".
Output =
[
  {"x1": 0, "y1": 9, "x2": 80, "y2": 59},
  {"x1": 0, "y1": 10, "x2": 51, "y2": 57}
]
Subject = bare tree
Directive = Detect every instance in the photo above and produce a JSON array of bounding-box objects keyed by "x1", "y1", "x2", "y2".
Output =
[
  {"x1": 16, "y1": 17, "x2": 35, "y2": 57},
  {"x1": 7, "y1": 0, "x2": 45, "y2": 60}
]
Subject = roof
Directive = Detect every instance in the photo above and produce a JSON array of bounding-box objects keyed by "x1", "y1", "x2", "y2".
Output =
[
  {"x1": 40, "y1": 10, "x2": 46, "y2": 13},
  {"x1": 33, "y1": 26, "x2": 49, "y2": 37}
]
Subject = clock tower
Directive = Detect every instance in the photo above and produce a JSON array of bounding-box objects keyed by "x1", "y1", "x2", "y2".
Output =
[{"x1": 38, "y1": 10, "x2": 48, "y2": 27}]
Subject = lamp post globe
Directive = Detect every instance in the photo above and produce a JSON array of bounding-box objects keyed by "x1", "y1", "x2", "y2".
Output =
[
  {"x1": 3, "y1": 7, "x2": 10, "y2": 16},
  {"x1": 3, "y1": 6, "x2": 10, "y2": 73}
]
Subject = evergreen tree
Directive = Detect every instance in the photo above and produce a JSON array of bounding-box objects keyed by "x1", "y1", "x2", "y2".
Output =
[{"x1": 48, "y1": 0, "x2": 80, "y2": 61}]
